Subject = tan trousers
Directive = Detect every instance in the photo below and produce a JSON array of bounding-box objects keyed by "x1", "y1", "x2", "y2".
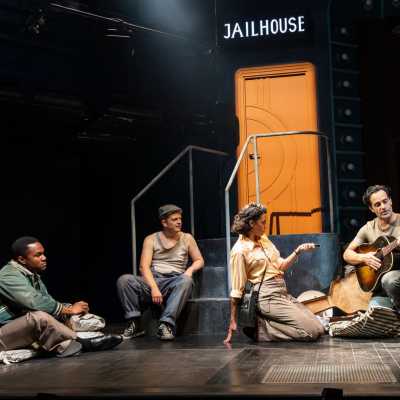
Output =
[
  {"x1": 256, "y1": 277, "x2": 324, "y2": 342},
  {"x1": 0, "y1": 311, "x2": 76, "y2": 352}
]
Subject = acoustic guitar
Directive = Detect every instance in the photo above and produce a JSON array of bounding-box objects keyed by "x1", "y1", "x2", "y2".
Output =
[
  {"x1": 301, "y1": 271, "x2": 371, "y2": 315},
  {"x1": 355, "y1": 236, "x2": 400, "y2": 292}
]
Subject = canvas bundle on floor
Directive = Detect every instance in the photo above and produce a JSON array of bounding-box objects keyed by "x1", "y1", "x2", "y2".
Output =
[
  {"x1": 0, "y1": 349, "x2": 39, "y2": 364},
  {"x1": 67, "y1": 313, "x2": 105, "y2": 332}
]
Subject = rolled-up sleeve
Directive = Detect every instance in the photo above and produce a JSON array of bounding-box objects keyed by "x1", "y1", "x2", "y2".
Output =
[{"x1": 230, "y1": 251, "x2": 247, "y2": 298}]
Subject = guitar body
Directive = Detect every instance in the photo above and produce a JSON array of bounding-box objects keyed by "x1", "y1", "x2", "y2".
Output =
[
  {"x1": 301, "y1": 272, "x2": 371, "y2": 315},
  {"x1": 301, "y1": 235, "x2": 399, "y2": 315},
  {"x1": 328, "y1": 271, "x2": 372, "y2": 313},
  {"x1": 355, "y1": 236, "x2": 396, "y2": 292}
]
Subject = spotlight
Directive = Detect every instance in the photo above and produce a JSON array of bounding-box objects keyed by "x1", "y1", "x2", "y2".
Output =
[
  {"x1": 362, "y1": 0, "x2": 374, "y2": 11},
  {"x1": 26, "y1": 9, "x2": 46, "y2": 35}
]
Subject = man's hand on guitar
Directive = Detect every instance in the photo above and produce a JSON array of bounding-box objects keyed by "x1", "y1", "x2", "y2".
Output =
[{"x1": 361, "y1": 252, "x2": 381, "y2": 270}]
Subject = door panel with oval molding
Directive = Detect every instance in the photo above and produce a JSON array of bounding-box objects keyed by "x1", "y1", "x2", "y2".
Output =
[{"x1": 235, "y1": 63, "x2": 322, "y2": 234}]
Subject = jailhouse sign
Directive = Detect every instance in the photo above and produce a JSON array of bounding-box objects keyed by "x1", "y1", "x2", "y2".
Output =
[{"x1": 223, "y1": 15, "x2": 306, "y2": 40}]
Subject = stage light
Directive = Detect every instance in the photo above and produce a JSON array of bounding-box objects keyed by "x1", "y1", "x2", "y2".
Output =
[
  {"x1": 26, "y1": 9, "x2": 46, "y2": 35},
  {"x1": 344, "y1": 108, "x2": 352, "y2": 117},
  {"x1": 343, "y1": 134, "x2": 354, "y2": 144},
  {"x1": 340, "y1": 52, "x2": 349, "y2": 61},
  {"x1": 348, "y1": 190, "x2": 357, "y2": 199},
  {"x1": 342, "y1": 162, "x2": 356, "y2": 172},
  {"x1": 362, "y1": 0, "x2": 374, "y2": 11},
  {"x1": 335, "y1": 99, "x2": 360, "y2": 124},
  {"x1": 349, "y1": 218, "x2": 360, "y2": 227},
  {"x1": 333, "y1": 46, "x2": 357, "y2": 69},
  {"x1": 342, "y1": 80, "x2": 350, "y2": 88}
]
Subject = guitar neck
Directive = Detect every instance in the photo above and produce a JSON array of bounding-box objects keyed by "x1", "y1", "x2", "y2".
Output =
[{"x1": 382, "y1": 239, "x2": 400, "y2": 257}]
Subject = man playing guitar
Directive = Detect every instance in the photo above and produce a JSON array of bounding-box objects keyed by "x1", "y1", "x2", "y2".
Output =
[{"x1": 343, "y1": 185, "x2": 400, "y2": 308}]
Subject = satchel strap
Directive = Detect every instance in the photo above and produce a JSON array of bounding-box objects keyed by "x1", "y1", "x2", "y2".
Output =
[{"x1": 255, "y1": 244, "x2": 270, "y2": 304}]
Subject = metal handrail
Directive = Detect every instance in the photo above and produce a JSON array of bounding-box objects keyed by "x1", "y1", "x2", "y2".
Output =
[
  {"x1": 131, "y1": 145, "x2": 228, "y2": 274},
  {"x1": 224, "y1": 131, "x2": 334, "y2": 293}
]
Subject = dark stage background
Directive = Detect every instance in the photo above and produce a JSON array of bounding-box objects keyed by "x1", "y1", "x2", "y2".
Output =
[{"x1": 0, "y1": 0, "x2": 399, "y2": 321}]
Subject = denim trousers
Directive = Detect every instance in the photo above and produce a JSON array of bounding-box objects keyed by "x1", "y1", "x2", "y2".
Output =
[
  {"x1": 378, "y1": 270, "x2": 400, "y2": 310},
  {"x1": 117, "y1": 271, "x2": 193, "y2": 328}
]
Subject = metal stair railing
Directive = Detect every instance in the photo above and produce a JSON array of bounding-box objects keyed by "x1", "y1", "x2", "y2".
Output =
[
  {"x1": 131, "y1": 145, "x2": 228, "y2": 275},
  {"x1": 224, "y1": 131, "x2": 334, "y2": 293}
]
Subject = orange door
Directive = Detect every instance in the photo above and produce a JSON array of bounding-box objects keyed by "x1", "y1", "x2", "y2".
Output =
[{"x1": 235, "y1": 62, "x2": 322, "y2": 234}]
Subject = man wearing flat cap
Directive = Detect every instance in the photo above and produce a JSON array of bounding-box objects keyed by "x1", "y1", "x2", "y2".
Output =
[{"x1": 117, "y1": 204, "x2": 204, "y2": 340}]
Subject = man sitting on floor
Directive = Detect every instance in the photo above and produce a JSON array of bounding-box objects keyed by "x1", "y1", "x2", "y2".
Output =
[
  {"x1": 0, "y1": 236, "x2": 122, "y2": 358},
  {"x1": 117, "y1": 204, "x2": 204, "y2": 340}
]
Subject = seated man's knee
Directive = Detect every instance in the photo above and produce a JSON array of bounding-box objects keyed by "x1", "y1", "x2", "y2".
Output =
[
  {"x1": 179, "y1": 274, "x2": 194, "y2": 288},
  {"x1": 298, "y1": 326, "x2": 321, "y2": 341},
  {"x1": 117, "y1": 274, "x2": 136, "y2": 290},
  {"x1": 27, "y1": 311, "x2": 54, "y2": 326},
  {"x1": 381, "y1": 270, "x2": 400, "y2": 291},
  {"x1": 312, "y1": 322, "x2": 325, "y2": 338},
  {"x1": 308, "y1": 329, "x2": 322, "y2": 341},
  {"x1": 30, "y1": 310, "x2": 50, "y2": 320}
]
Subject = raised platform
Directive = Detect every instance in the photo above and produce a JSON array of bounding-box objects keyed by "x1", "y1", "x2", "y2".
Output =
[{"x1": 2, "y1": 329, "x2": 400, "y2": 400}]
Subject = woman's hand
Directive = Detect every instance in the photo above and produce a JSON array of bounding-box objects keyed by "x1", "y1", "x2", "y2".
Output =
[
  {"x1": 224, "y1": 320, "x2": 237, "y2": 344},
  {"x1": 294, "y1": 243, "x2": 318, "y2": 255},
  {"x1": 280, "y1": 242, "x2": 319, "y2": 271}
]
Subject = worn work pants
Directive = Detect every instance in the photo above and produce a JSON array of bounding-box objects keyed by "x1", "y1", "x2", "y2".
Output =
[
  {"x1": 117, "y1": 272, "x2": 193, "y2": 329},
  {"x1": 0, "y1": 311, "x2": 76, "y2": 352},
  {"x1": 256, "y1": 277, "x2": 324, "y2": 342},
  {"x1": 381, "y1": 270, "x2": 400, "y2": 310}
]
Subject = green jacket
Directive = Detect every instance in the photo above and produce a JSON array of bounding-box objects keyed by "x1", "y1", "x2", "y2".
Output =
[{"x1": 0, "y1": 260, "x2": 63, "y2": 324}]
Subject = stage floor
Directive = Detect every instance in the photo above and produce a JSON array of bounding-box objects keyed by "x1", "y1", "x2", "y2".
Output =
[{"x1": 2, "y1": 328, "x2": 400, "y2": 399}]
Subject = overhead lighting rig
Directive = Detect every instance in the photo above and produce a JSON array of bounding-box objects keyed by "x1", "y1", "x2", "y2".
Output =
[{"x1": 48, "y1": 1, "x2": 209, "y2": 50}]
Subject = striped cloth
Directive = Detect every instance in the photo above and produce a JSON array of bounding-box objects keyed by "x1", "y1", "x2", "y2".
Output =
[{"x1": 329, "y1": 306, "x2": 400, "y2": 338}]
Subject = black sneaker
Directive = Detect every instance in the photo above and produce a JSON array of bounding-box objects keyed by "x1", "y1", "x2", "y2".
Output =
[
  {"x1": 122, "y1": 319, "x2": 146, "y2": 339},
  {"x1": 157, "y1": 322, "x2": 175, "y2": 341},
  {"x1": 78, "y1": 334, "x2": 123, "y2": 352}
]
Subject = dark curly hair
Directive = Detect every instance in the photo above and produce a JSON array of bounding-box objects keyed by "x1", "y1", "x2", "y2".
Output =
[
  {"x1": 231, "y1": 203, "x2": 267, "y2": 235},
  {"x1": 362, "y1": 185, "x2": 391, "y2": 206}
]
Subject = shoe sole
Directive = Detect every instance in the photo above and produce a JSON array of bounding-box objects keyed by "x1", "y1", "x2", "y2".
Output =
[
  {"x1": 95, "y1": 337, "x2": 123, "y2": 351},
  {"x1": 122, "y1": 330, "x2": 146, "y2": 340},
  {"x1": 157, "y1": 335, "x2": 175, "y2": 341},
  {"x1": 56, "y1": 341, "x2": 83, "y2": 358}
]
